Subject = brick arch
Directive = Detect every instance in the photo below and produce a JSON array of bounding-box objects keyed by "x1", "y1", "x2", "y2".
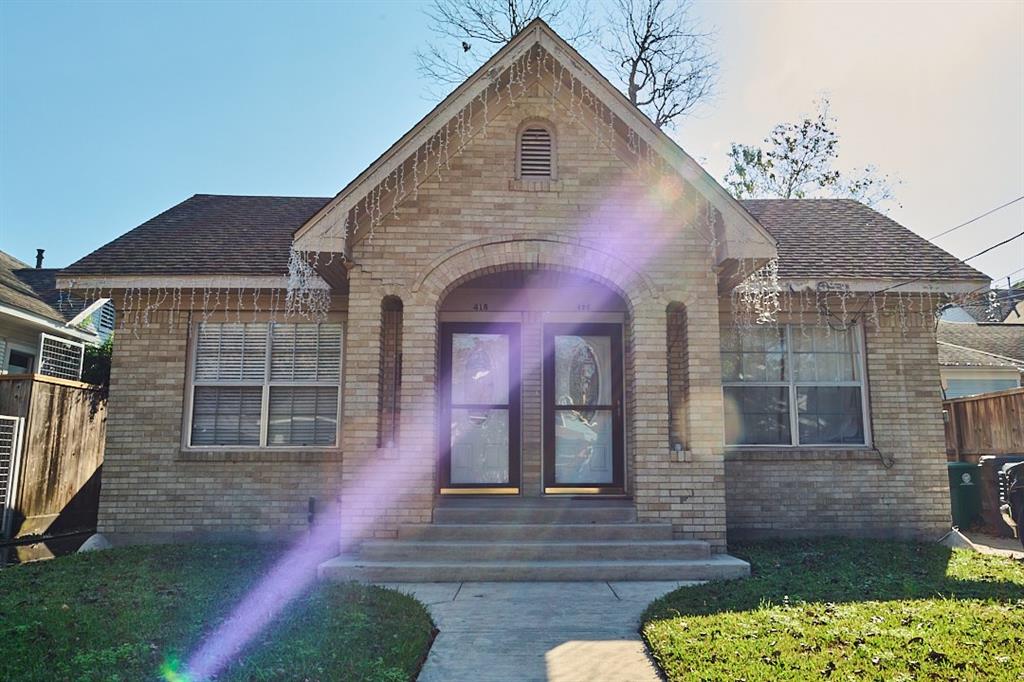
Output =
[{"x1": 412, "y1": 235, "x2": 660, "y2": 310}]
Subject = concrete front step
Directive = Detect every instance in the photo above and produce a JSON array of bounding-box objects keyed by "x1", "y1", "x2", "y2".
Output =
[
  {"x1": 319, "y1": 554, "x2": 750, "y2": 582},
  {"x1": 432, "y1": 504, "x2": 637, "y2": 525},
  {"x1": 359, "y1": 539, "x2": 712, "y2": 562},
  {"x1": 398, "y1": 522, "x2": 674, "y2": 542}
]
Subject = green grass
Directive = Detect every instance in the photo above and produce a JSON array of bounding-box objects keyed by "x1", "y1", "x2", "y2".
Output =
[
  {"x1": 643, "y1": 539, "x2": 1024, "y2": 681},
  {"x1": 0, "y1": 545, "x2": 434, "y2": 681}
]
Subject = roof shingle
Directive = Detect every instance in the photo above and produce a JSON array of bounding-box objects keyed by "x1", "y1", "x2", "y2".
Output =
[
  {"x1": 741, "y1": 199, "x2": 986, "y2": 282},
  {"x1": 61, "y1": 194, "x2": 330, "y2": 278},
  {"x1": 61, "y1": 195, "x2": 986, "y2": 286},
  {"x1": 937, "y1": 320, "x2": 1024, "y2": 364}
]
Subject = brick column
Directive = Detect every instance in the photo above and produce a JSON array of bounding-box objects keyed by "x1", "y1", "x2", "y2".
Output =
[{"x1": 632, "y1": 294, "x2": 728, "y2": 552}]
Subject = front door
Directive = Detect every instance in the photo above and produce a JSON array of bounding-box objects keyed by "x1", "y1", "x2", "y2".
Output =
[
  {"x1": 543, "y1": 323, "x2": 625, "y2": 494},
  {"x1": 439, "y1": 323, "x2": 521, "y2": 494}
]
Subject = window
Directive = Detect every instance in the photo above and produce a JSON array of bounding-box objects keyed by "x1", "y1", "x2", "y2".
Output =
[
  {"x1": 188, "y1": 321, "x2": 343, "y2": 448},
  {"x1": 721, "y1": 324, "x2": 868, "y2": 446},
  {"x1": 6, "y1": 349, "x2": 34, "y2": 375},
  {"x1": 518, "y1": 125, "x2": 554, "y2": 179}
]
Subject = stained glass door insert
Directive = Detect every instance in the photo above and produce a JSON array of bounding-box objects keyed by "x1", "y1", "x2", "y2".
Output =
[{"x1": 543, "y1": 323, "x2": 624, "y2": 493}]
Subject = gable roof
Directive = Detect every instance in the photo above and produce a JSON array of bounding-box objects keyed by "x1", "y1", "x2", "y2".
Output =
[
  {"x1": 292, "y1": 18, "x2": 775, "y2": 261},
  {"x1": 937, "y1": 320, "x2": 1024, "y2": 364},
  {"x1": 1, "y1": 251, "x2": 66, "y2": 322},
  {"x1": 61, "y1": 194, "x2": 987, "y2": 290},
  {"x1": 62, "y1": 194, "x2": 329, "y2": 278},
  {"x1": 742, "y1": 199, "x2": 987, "y2": 283}
]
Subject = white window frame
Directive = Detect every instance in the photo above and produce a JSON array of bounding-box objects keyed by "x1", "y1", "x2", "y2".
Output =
[
  {"x1": 4, "y1": 341, "x2": 37, "y2": 375},
  {"x1": 183, "y1": 320, "x2": 344, "y2": 450},
  {"x1": 722, "y1": 323, "x2": 872, "y2": 448}
]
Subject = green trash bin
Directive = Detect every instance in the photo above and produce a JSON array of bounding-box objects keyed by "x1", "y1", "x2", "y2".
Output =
[{"x1": 948, "y1": 462, "x2": 982, "y2": 528}]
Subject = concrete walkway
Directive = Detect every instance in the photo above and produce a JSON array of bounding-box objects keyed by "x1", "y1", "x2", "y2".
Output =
[{"x1": 382, "y1": 581, "x2": 697, "y2": 681}]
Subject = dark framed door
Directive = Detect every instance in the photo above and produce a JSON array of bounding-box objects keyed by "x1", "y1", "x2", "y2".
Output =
[
  {"x1": 543, "y1": 323, "x2": 625, "y2": 494},
  {"x1": 439, "y1": 322, "x2": 521, "y2": 494}
]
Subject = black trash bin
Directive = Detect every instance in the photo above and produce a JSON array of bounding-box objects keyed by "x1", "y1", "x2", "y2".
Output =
[{"x1": 978, "y1": 455, "x2": 1024, "y2": 536}]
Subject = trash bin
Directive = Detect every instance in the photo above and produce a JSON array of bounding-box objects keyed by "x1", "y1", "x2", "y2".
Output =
[
  {"x1": 978, "y1": 455, "x2": 1024, "y2": 536},
  {"x1": 947, "y1": 462, "x2": 982, "y2": 528}
]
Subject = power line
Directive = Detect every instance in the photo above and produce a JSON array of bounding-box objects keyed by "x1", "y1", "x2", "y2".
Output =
[{"x1": 926, "y1": 194, "x2": 1024, "y2": 241}]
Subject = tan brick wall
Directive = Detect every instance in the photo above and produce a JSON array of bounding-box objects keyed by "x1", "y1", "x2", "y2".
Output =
[
  {"x1": 723, "y1": 300, "x2": 951, "y2": 541},
  {"x1": 335, "y1": 77, "x2": 729, "y2": 548},
  {"x1": 98, "y1": 309, "x2": 344, "y2": 543}
]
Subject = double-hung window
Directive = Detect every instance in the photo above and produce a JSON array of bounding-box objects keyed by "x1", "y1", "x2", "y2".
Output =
[
  {"x1": 721, "y1": 324, "x2": 868, "y2": 446},
  {"x1": 188, "y1": 321, "x2": 343, "y2": 448}
]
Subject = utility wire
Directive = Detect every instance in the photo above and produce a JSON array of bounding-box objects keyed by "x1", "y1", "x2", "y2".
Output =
[
  {"x1": 926, "y1": 195, "x2": 1024, "y2": 241},
  {"x1": 929, "y1": 193, "x2": 1024, "y2": 241}
]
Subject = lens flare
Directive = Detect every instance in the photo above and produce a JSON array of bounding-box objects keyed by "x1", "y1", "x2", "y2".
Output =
[{"x1": 176, "y1": 172, "x2": 693, "y2": 680}]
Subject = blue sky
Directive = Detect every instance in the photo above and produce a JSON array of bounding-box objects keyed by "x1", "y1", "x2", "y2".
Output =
[{"x1": 1, "y1": 0, "x2": 1021, "y2": 282}]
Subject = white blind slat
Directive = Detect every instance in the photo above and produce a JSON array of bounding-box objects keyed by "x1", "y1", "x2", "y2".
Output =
[{"x1": 195, "y1": 323, "x2": 268, "y2": 382}]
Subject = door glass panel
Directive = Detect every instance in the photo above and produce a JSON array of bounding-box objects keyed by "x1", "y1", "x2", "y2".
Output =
[
  {"x1": 554, "y1": 335, "x2": 611, "y2": 406},
  {"x1": 451, "y1": 333, "x2": 509, "y2": 404},
  {"x1": 450, "y1": 408, "x2": 510, "y2": 484},
  {"x1": 555, "y1": 409, "x2": 613, "y2": 483}
]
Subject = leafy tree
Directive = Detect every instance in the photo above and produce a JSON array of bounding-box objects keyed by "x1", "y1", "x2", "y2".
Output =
[
  {"x1": 82, "y1": 336, "x2": 112, "y2": 388},
  {"x1": 724, "y1": 98, "x2": 899, "y2": 209},
  {"x1": 417, "y1": 0, "x2": 717, "y2": 128}
]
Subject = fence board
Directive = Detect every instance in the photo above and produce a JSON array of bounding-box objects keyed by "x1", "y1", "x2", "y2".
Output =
[
  {"x1": 0, "y1": 374, "x2": 106, "y2": 537},
  {"x1": 943, "y1": 387, "x2": 1024, "y2": 460}
]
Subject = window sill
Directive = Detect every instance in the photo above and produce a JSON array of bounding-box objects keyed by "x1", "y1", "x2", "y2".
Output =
[
  {"x1": 725, "y1": 447, "x2": 879, "y2": 462},
  {"x1": 178, "y1": 448, "x2": 343, "y2": 463},
  {"x1": 509, "y1": 178, "x2": 561, "y2": 192}
]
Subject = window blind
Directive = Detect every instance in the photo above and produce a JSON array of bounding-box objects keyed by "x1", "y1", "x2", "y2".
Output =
[{"x1": 189, "y1": 321, "x2": 343, "y2": 447}]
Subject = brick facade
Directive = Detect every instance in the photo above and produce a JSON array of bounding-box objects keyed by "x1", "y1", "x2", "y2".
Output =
[
  {"x1": 722, "y1": 299, "x2": 951, "y2": 541},
  {"x1": 94, "y1": 61, "x2": 953, "y2": 550}
]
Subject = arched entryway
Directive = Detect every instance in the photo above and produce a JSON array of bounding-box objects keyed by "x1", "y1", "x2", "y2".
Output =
[{"x1": 437, "y1": 269, "x2": 631, "y2": 497}]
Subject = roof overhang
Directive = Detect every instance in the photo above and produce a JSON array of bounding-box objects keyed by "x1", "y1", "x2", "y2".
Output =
[
  {"x1": 56, "y1": 274, "x2": 330, "y2": 292},
  {"x1": 0, "y1": 302, "x2": 98, "y2": 343},
  {"x1": 780, "y1": 277, "x2": 990, "y2": 295}
]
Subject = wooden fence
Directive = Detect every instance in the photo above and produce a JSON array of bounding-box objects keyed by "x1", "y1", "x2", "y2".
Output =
[
  {"x1": 944, "y1": 387, "x2": 1024, "y2": 461},
  {"x1": 0, "y1": 374, "x2": 106, "y2": 538}
]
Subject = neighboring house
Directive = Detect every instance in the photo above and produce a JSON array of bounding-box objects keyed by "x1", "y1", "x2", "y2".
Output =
[
  {"x1": 58, "y1": 21, "x2": 989, "y2": 579},
  {"x1": 1, "y1": 249, "x2": 114, "y2": 380},
  {"x1": 941, "y1": 284, "x2": 1024, "y2": 324},
  {"x1": 937, "y1": 320, "x2": 1024, "y2": 398}
]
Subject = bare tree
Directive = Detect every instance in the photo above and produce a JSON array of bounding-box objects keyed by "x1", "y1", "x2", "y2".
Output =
[
  {"x1": 605, "y1": 0, "x2": 717, "y2": 128},
  {"x1": 416, "y1": 0, "x2": 718, "y2": 129},
  {"x1": 416, "y1": 0, "x2": 593, "y2": 89}
]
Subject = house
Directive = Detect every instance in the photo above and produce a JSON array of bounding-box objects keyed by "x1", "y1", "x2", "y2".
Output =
[
  {"x1": 941, "y1": 283, "x2": 1024, "y2": 324},
  {"x1": 1, "y1": 249, "x2": 113, "y2": 380},
  {"x1": 937, "y1": 320, "x2": 1024, "y2": 398},
  {"x1": 58, "y1": 21, "x2": 989, "y2": 580},
  {"x1": 1, "y1": 249, "x2": 112, "y2": 539}
]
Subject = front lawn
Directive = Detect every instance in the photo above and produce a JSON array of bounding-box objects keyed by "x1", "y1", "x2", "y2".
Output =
[
  {"x1": 0, "y1": 544, "x2": 434, "y2": 681},
  {"x1": 643, "y1": 539, "x2": 1024, "y2": 681}
]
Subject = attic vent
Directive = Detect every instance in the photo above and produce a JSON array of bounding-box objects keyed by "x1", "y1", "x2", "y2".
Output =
[{"x1": 519, "y1": 127, "x2": 553, "y2": 179}]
